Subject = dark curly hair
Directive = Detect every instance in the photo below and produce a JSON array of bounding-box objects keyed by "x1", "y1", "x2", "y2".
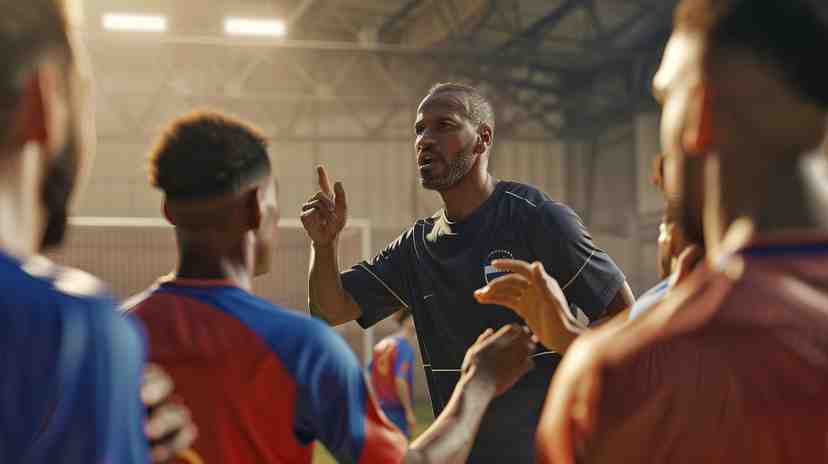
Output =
[{"x1": 149, "y1": 110, "x2": 271, "y2": 200}]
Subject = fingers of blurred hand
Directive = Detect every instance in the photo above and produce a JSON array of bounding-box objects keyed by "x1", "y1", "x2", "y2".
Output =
[
  {"x1": 301, "y1": 199, "x2": 336, "y2": 217},
  {"x1": 146, "y1": 403, "x2": 191, "y2": 442},
  {"x1": 474, "y1": 274, "x2": 529, "y2": 304},
  {"x1": 530, "y1": 261, "x2": 548, "y2": 286},
  {"x1": 316, "y1": 165, "x2": 333, "y2": 197},
  {"x1": 300, "y1": 203, "x2": 336, "y2": 229},
  {"x1": 492, "y1": 259, "x2": 533, "y2": 277},
  {"x1": 150, "y1": 423, "x2": 198, "y2": 464},
  {"x1": 142, "y1": 365, "x2": 173, "y2": 408},
  {"x1": 304, "y1": 192, "x2": 335, "y2": 211},
  {"x1": 475, "y1": 328, "x2": 495, "y2": 344}
]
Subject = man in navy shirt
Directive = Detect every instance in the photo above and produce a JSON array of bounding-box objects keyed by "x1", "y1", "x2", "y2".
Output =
[{"x1": 301, "y1": 82, "x2": 634, "y2": 462}]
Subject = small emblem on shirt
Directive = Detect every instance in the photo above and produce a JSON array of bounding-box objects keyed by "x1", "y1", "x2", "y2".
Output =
[{"x1": 484, "y1": 250, "x2": 514, "y2": 283}]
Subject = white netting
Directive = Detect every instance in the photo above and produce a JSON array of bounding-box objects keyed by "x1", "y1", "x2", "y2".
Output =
[
  {"x1": 46, "y1": 216, "x2": 379, "y2": 363},
  {"x1": 46, "y1": 217, "x2": 369, "y2": 311}
]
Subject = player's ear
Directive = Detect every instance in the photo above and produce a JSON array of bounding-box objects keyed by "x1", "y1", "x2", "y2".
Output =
[
  {"x1": 682, "y1": 83, "x2": 713, "y2": 156},
  {"x1": 477, "y1": 124, "x2": 493, "y2": 154},
  {"x1": 11, "y1": 64, "x2": 69, "y2": 160},
  {"x1": 246, "y1": 187, "x2": 263, "y2": 231}
]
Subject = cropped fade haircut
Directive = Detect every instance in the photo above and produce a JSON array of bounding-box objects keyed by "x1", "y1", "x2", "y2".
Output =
[
  {"x1": 427, "y1": 82, "x2": 496, "y2": 132},
  {"x1": 149, "y1": 111, "x2": 271, "y2": 200},
  {"x1": 0, "y1": 0, "x2": 72, "y2": 144},
  {"x1": 676, "y1": 0, "x2": 828, "y2": 109}
]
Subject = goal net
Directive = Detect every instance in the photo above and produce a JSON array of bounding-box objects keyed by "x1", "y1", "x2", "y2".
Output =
[{"x1": 45, "y1": 216, "x2": 376, "y2": 362}]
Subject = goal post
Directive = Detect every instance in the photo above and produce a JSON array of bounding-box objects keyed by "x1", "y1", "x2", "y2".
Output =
[{"x1": 47, "y1": 216, "x2": 375, "y2": 364}]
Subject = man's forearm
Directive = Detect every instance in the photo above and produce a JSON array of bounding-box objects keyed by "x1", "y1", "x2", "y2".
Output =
[
  {"x1": 404, "y1": 371, "x2": 496, "y2": 464},
  {"x1": 395, "y1": 377, "x2": 415, "y2": 421},
  {"x1": 309, "y1": 240, "x2": 361, "y2": 325}
]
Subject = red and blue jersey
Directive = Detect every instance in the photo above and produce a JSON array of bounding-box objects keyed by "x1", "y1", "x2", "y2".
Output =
[
  {"x1": 0, "y1": 252, "x2": 148, "y2": 463},
  {"x1": 369, "y1": 336, "x2": 415, "y2": 416},
  {"x1": 369, "y1": 336, "x2": 415, "y2": 437},
  {"x1": 126, "y1": 278, "x2": 407, "y2": 463}
]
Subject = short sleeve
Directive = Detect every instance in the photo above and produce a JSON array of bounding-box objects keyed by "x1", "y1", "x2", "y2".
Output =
[
  {"x1": 393, "y1": 341, "x2": 415, "y2": 380},
  {"x1": 341, "y1": 230, "x2": 414, "y2": 329},
  {"x1": 531, "y1": 201, "x2": 626, "y2": 323},
  {"x1": 292, "y1": 321, "x2": 407, "y2": 463}
]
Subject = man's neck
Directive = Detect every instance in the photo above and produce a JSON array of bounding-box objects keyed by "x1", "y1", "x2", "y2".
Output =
[
  {"x1": 0, "y1": 148, "x2": 44, "y2": 258},
  {"x1": 708, "y1": 146, "x2": 828, "y2": 253},
  {"x1": 754, "y1": 150, "x2": 828, "y2": 234},
  {"x1": 439, "y1": 171, "x2": 497, "y2": 222},
  {"x1": 176, "y1": 245, "x2": 253, "y2": 291}
]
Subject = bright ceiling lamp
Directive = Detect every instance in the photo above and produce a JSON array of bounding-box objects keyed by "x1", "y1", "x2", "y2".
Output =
[
  {"x1": 102, "y1": 13, "x2": 167, "y2": 32},
  {"x1": 224, "y1": 17, "x2": 286, "y2": 37}
]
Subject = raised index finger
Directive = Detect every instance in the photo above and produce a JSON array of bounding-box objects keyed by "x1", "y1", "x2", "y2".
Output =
[{"x1": 316, "y1": 165, "x2": 334, "y2": 197}]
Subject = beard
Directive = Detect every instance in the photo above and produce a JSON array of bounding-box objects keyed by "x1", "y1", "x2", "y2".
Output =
[
  {"x1": 674, "y1": 156, "x2": 706, "y2": 247},
  {"x1": 420, "y1": 139, "x2": 477, "y2": 191},
  {"x1": 39, "y1": 136, "x2": 79, "y2": 251}
]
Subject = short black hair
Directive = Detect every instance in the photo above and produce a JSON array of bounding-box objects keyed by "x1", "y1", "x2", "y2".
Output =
[
  {"x1": 0, "y1": 0, "x2": 72, "y2": 144},
  {"x1": 149, "y1": 111, "x2": 271, "y2": 200},
  {"x1": 676, "y1": 0, "x2": 828, "y2": 108},
  {"x1": 426, "y1": 82, "x2": 496, "y2": 132}
]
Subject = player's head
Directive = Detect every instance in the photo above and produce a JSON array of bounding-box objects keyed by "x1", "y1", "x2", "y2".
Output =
[
  {"x1": 0, "y1": 0, "x2": 92, "y2": 251},
  {"x1": 652, "y1": 153, "x2": 703, "y2": 278},
  {"x1": 394, "y1": 309, "x2": 414, "y2": 332},
  {"x1": 415, "y1": 82, "x2": 495, "y2": 191},
  {"x1": 149, "y1": 111, "x2": 278, "y2": 276},
  {"x1": 656, "y1": 0, "x2": 828, "y2": 241}
]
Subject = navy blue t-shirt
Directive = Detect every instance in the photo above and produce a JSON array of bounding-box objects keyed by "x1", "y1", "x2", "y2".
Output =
[
  {"x1": 341, "y1": 180, "x2": 626, "y2": 462},
  {"x1": 0, "y1": 252, "x2": 148, "y2": 463}
]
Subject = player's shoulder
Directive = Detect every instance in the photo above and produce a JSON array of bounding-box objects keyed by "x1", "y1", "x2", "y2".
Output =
[
  {"x1": 497, "y1": 181, "x2": 578, "y2": 220},
  {"x1": 217, "y1": 291, "x2": 354, "y2": 362},
  {"x1": 0, "y1": 252, "x2": 141, "y2": 359},
  {"x1": 120, "y1": 280, "x2": 165, "y2": 314},
  {"x1": 376, "y1": 334, "x2": 404, "y2": 351},
  {"x1": 261, "y1": 307, "x2": 360, "y2": 383},
  {"x1": 0, "y1": 253, "x2": 114, "y2": 309},
  {"x1": 498, "y1": 181, "x2": 554, "y2": 208}
]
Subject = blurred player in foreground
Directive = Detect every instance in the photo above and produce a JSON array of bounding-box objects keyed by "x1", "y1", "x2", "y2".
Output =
[
  {"x1": 302, "y1": 82, "x2": 633, "y2": 463},
  {"x1": 368, "y1": 310, "x2": 418, "y2": 438},
  {"x1": 533, "y1": 0, "x2": 828, "y2": 462},
  {"x1": 0, "y1": 0, "x2": 194, "y2": 462},
  {"x1": 127, "y1": 111, "x2": 536, "y2": 463}
]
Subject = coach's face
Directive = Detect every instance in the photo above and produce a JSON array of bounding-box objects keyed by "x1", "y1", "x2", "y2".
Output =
[
  {"x1": 414, "y1": 91, "x2": 480, "y2": 191},
  {"x1": 653, "y1": 31, "x2": 706, "y2": 246}
]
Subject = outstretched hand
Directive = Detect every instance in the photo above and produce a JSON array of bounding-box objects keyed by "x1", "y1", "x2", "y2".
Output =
[
  {"x1": 461, "y1": 324, "x2": 536, "y2": 397},
  {"x1": 474, "y1": 260, "x2": 581, "y2": 353},
  {"x1": 300, "y1": 165, "x2": 348, "y2": 246}
]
